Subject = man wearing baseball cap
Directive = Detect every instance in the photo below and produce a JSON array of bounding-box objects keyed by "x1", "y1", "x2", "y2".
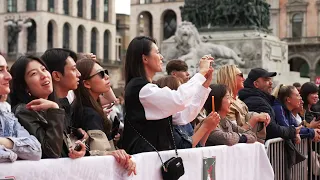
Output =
[{"x1": 238, "y1": 68, "x2": 298, "y2": 141}]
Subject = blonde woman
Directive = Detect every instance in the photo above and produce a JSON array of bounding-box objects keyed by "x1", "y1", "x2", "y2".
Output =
[{"x1": 217, "y1": 65, "x2": 270, "y2": 142}]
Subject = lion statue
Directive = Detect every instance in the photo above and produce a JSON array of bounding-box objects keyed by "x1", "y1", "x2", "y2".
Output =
[{"x1": 164, "y1": 21, "x2": 245, "y2": 72}]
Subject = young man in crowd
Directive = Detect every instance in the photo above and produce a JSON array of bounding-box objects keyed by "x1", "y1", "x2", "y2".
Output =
[
  {"x1": 166, "y1": 59, "x2": 190, "y2": 83},
  {"x1": 41, "y1": 48, "x2": 86, "y2": 158}
]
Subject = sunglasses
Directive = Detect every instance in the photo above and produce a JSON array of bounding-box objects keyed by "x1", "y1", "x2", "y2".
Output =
[
  {"x1": 86, "y1": 69, "x2": 109, "y2": 80},
  {"x1": 237, "y1": 73, "x2": 244, "y2": 78}
]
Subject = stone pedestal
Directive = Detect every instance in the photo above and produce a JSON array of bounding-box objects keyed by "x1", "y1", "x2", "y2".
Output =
[{"x1": 161, "y1": 29, "x2": 309, "y2": 85}]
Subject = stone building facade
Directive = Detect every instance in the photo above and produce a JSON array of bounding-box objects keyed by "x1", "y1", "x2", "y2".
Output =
[
  {"x1": 130, "y1": 0, "x2": 320, "y2": 82},
  {"x1": 0, "y1": 0, "x2": 124, "y2": 88}
]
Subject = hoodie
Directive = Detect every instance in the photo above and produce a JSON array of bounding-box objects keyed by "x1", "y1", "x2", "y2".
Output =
[
  {"x1": 272, "y1": 99, "x2": 314, "y2": 139},
  {"x1": 238, "y1": 78, "x2": 296, "y2": 140}
]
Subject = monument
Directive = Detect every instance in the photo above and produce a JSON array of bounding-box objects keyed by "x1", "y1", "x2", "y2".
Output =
[{"x1": 161, "y1": 0, "x2": 309, "y2": 84}]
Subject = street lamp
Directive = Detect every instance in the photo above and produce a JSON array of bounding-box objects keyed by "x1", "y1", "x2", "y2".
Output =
[{"x1": 4, "y1": 16, "x2": 32, "y2": 58}]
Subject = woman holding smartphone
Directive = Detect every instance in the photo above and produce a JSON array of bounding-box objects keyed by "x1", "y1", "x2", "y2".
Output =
[
  {"x1": 73, "y1": 58, "x2": 136, "y2": 175},
  {"x1": 122, "y1": 36, "x2": 213, "y2": 154}
]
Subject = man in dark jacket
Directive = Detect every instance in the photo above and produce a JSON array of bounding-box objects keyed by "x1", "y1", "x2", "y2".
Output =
[{"x1": 238, "y1": 68, "x2": 298, "y2": 140}]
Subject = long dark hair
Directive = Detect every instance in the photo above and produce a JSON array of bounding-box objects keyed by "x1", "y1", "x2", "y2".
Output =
[
  {"x1": 73, "y1": 59, "x2": 111, "y2": 134},
  {"x1": 10, "y1": 55, "x2": 57, "y2": 108},
  {"x1": 300, "y1": 82, "x2": 318, "y2": 109},
  {"x1": 125, "y1": 36, "x2": 156, "y2": 85},
  {"x1": 204, "y1": 84, "x2": 229, "y2": 115}
]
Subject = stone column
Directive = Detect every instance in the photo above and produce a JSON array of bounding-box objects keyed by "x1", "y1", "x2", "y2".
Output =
[
  {"x1": 71, "y1": 24, "x2": 78, "y2": 52},
  {"x1": 56, "y1": 0, "x2": 64, "y2": 14},
  {"x1": 97, "y1": 28, "x2": 103, "y2": 59},
  {"x1": 18, "y1": 0, "x2": 26, "y2": 12},
  {"x1": 36, "y1": 16, "x2": 47, "y2": 54},
  {"x1": 56, "y1": 22, "x2": 63, "y2": 48},
  {"x1": 84, "y1": 0, "x2": 91, "y2": 20},
  {"x1": 84, "y1": 27, "x2": 90, "y2": 53},
  {"x1": 109, "y1": 0, "x2": 116, "y2": 24},
  {"x1": 18, "y1": 28, "x2": 28, "y2": 54},
  {"x1": 0, "y1": 0, "x2": 6, "y2": 13},
  {"x1": 97, "y1": 0, "x2": 104, "y2": 22},
  {"x1": 71, "y1": 0, "x2": 77, "y2": 17},
  {"x1": 309, "y1": 69, "x2": 316, "y2": 82},
  {"x1": 38, "y1": 0, "x2": 47, "y2": 11}
]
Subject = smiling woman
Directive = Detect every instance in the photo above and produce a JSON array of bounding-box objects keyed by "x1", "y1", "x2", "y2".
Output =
[{"x1": 9, "y1": 55, "x2": 67, "y2": 159}]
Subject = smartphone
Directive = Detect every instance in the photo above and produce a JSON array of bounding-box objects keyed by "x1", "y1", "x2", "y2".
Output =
[
  {"x1": 110, "y1": 116, "x2": 120, "y2": 140},
  {"x1": 74, "y1": 139, "x2": 86, "y2": 151},
  {"x1": 106, "y1": 102, "x2": 115, "y2": 109}
]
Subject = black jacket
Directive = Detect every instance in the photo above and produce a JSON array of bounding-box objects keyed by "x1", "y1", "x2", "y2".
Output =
[
  {"x1": 13, "y1": 104, "x2": 66, "y2": 158},
  {"x1": 238, "y1": 80, "x2": 296, "y2": 141}
]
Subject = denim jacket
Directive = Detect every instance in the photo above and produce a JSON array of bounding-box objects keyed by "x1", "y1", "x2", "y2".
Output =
[{"x1": 0, "y1": 110, "x2": 42, "y2": 162}]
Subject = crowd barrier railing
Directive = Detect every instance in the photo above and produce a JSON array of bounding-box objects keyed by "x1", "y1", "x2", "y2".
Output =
[{"x1": 265, "y1": 138, "x2": 308, "y2": 180}]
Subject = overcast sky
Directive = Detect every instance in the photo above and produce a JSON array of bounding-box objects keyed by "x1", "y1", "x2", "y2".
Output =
[{"x1": 115, "y1": 0, "x2": 130, "y2": 15}]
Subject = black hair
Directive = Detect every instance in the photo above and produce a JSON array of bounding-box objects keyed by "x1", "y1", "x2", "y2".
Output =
[
  {"x1": 10, "y1": 55, "x2": 57, "y2": 108},
  {"x1": 300, "y1": 82, "x2": 318, "y2": 108},
  {"x1": 166, "y1": 59, "x2": 188, "y2": 75},
  {"x1": 125, "y1": 36, "x2": 156, "y2": 85},
  {"x1": 204, "y1": 84, "x2": 229, "y2": 115},
  {"x1": 41, "y1": 48, "x2": 77, "y2": 75}
]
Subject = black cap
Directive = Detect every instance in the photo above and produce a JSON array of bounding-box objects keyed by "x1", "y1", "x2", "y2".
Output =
[{"x1": 247, "y1": 68, "x2": 277, "y2": 81}]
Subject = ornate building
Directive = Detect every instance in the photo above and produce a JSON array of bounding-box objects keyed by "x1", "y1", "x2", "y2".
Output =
[
  {"x1": 0, "y1": 0, "x2": 124, "y2": 88},
  {"x1": 131, "y1": 0, "x2": 320, "y2": 82}
]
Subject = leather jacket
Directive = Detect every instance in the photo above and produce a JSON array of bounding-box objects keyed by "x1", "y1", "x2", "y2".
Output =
[{"x1": 13, "y1": 104, "x2": 65, "y2": 158}]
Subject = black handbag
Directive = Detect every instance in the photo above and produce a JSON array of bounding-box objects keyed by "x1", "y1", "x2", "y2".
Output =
[{"x1": 127, "y1": 119, "x2": 185, "y2": 180}]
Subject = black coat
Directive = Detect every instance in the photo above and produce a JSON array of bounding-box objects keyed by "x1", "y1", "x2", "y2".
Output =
[{"x1": 238, "y1": 80, "x2": 296, "y2": 141}]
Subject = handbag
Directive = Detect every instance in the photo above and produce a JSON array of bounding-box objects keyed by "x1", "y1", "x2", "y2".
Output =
[{"x1": 127, "y1": 119, "x2": 185, "y2": 180}]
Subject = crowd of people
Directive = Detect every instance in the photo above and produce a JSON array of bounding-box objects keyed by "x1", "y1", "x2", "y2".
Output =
[{"x1": 1, "y1": 35, "x2": 319, "y2": 177}]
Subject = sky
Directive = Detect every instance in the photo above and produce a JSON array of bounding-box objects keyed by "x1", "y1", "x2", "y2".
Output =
[{"x1": 115, "y1": 0, "x2": 131, "y2": 15}]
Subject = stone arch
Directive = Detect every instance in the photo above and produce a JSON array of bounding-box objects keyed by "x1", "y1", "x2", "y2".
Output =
[
  {"x1": 47, "y1": 19, "x2": 58, "y2": 49},
  {"x1": 161, "y1": 9, "x2": 177, "y2": 40},
  {"x1": 63, "y1": 22, "x2": 72, "y2": 49},
  {"x1": 137, "y1": 11, "x2": 153, "y2": 37},
  {"x1": 288, "y1": 54, "x2": 310, "y2": 78},
  {"x1": 91, "y1": 27, "x2": 99, "y2": 55},
  {"x1": 77, "y1": 25, "x2": 86, "y2": 52},
  {"x1": 103, "y1": 30, "x2": 111, "y2": 62},
  {"x1": 27, "y1": 19, "x2": 37, "y2": 52}
]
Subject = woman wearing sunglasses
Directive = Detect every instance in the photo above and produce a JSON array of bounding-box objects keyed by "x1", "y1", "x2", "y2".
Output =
[
  {"x1": 123, "y1": 36, "x2": 213, "y2": 154},
  {"x1": 73, "y1": 59, "x2": 136, "y2": 176},
  {"x1": 217, "y1": 65, "x2": 270, "y2": 143},
  {"x1": 9, "y1": 55, "x2": 86, "y2": 159}
]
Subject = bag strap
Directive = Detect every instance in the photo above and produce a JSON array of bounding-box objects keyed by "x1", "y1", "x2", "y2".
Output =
[{"x1": 126, "y1": 118, "x2": 179, "y2": 167}]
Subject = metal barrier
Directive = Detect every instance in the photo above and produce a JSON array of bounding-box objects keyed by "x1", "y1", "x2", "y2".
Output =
[{"x1": 265, "y1": 138, "x2": 308, "y2": 180}]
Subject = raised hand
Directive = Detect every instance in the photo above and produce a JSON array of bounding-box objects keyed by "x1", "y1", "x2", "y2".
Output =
[
  {"x1": 202, "y1": 112, "x2": 221, "y2": 131},
  {"x1": 199, "y1": 55, "x2": 214, "y2": 76},
  {"x1": 26, "y1": 98, "x2": 59, "y2": 111}
]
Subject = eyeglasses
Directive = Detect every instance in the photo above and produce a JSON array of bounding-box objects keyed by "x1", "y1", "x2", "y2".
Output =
[
  {"x1": 86, "y1": 69, "x2": 109, "y2": 80},
  {"x1": 237, "y1": 73, "x2": 244, "y2": 78}
]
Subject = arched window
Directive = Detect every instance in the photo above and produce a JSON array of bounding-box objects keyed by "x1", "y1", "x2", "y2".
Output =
[
  {"x1": 7, "y1": 25, "x2": 18, "y2": 53},
  {"x1": 163, "y1": 10, "x2": 177, "y2": 40},
  {"x1": 91, "y1": 0, "x2": 97, "y2": 20},
  {"x1": 77, "y1": 26, "x2": 85, "y2": 52},
  {"x1": 104, "y1": 0, "x2": 109, "y2": 22},
  {"x1": 91, "y1": 28, "x2": 98, "y2": 55},
  {"x1": 138, "y1": 12, "x2": 153, "y2": 37},
  {"x1": 27, "y1": 20, "x2": 37, "y2": 52},
  {"x1": 26, "y1": 0, "x2": 37, "y2": 11},
  {"x1": 47, "y1": 21, "x2": 53, "y2": 49},
  {"x1": 292, "y1": 13, "x2": 303, "y2": 38},
  {"x1": 78, "y1": 0, "x2": 83, "y2": 17},
  {"x1": 63, "y1": 0, "x2": 69, "y2": 15},
  {"x1": 48, "y1": 0, "x2": 54, "y2": 12},
  {"x1": 104, "y1": 30, "x2": 109, "y2": 61},
  {"x1": 7, "y1": 0, "x2": 17, "y2": 12},
  {"x1": 63, "y1": 23, "x2": 71, "y2": 49},
  {"x1": 289, "y1": 57, "x2": 309, "y2": 78}
]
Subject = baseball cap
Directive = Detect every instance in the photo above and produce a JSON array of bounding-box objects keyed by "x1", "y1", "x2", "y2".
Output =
[{"x1": 247, "y1": 68, "x2": 277, "y2": 81}]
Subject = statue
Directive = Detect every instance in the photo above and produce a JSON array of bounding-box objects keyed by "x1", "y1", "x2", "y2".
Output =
[
  {"x1": 180, "y1": 0, "x2": 271, "y2": 31},
  {"x1": 164, "y1": 22, "x2": 245, "y2": 74}
]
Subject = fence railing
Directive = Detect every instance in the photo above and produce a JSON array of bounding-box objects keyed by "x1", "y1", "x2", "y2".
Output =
[{"x1": 265, "y1": 138, "x2": 308, "y2": 180}]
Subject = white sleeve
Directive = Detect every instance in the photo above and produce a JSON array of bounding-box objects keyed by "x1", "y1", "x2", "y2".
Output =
[
  {"x1": 139, "y1": 73, "x2": 206, "y2": 120},
  {"x1": 172, "y1": 85, "x2": 211, "y2": 125}
]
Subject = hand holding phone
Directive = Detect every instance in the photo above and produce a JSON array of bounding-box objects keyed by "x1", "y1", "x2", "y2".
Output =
[{"x1": 74, "y1": 139, "x2": 86, "y2": 151}]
